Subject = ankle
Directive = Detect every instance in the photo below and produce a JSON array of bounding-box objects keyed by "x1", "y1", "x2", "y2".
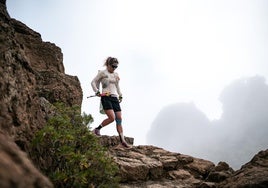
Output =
[{"x1": 96, "y1": 124, "x2": 103, "y2": 130}]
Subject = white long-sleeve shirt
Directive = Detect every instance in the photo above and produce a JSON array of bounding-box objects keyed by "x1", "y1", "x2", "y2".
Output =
[{"x1": 91, "y1": 69, "x2": 122, "y2": 97}]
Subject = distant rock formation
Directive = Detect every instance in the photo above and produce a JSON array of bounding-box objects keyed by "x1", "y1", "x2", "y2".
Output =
[{"x1": 0, "y1": 0, "x2": 267, "y2": 187}]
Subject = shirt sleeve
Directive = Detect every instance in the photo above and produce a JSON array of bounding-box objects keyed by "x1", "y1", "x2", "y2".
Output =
[{"x1": 91, "y1": 70, "x2": 102, "y2": 92}]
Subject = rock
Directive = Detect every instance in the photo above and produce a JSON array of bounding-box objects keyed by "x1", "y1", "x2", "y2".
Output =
[
  {"x1": 167, "y1": 169, "x2": 192, "y2": 180},
  {"x1": 98, "y1": 136, "x2": 268, "y2": 187},
  {"x1": 219, "y1": 149, "x2": 268, "y2": 187},
  {"x1": 206, "y1": 161, "x2": 234, "y2": 182},
  {"x1": 0, "y1": 132, "x2": 53, "y2": 188},
  {"x1": 98, "y1": 135, "x2": 134, "y2": 147},
  {"x1": 184, "y1": 157, "x2": 215, "y2": 179},
  {"x1": 101, "y1": 135, "x2": 216, "y2": 187},
  {"x1": 1, "y1": 1, "x2": 82, "y2": 187},
  {"x1": 0, "y1": 0, "x2": 82, "y2": 152}
]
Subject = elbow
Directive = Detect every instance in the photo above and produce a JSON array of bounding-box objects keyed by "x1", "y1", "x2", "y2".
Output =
[{"x1": 91, "y1": 81, "x2": 96, "y2": 91}]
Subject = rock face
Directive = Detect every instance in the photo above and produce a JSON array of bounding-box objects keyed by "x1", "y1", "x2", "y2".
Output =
[
  {"x1": 1, "y1": 0, "x2": 82, "y2": 187},
  {"x1": 0, "y1": 0, "x2": 82, "y2": 151},
  {"x1": 0, "y1": 132, "x2": 53, "y2": 188}
]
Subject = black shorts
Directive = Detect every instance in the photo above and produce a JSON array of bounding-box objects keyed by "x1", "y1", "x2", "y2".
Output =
[{"x1": 101, "y1": 96, "x2": 121, "y2": 112}]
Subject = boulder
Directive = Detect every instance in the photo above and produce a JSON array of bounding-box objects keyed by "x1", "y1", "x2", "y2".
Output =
[{"x1": 0, "y1": 132, "x2": 53, "y2": 188}]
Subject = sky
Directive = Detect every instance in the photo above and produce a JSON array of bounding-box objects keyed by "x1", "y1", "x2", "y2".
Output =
[
  {"x1": 147, "y1": 75, "x2": 268, "y2": 169},
  {"x1": 7, "y1": 0, "x2": 268, "y2": 169}
]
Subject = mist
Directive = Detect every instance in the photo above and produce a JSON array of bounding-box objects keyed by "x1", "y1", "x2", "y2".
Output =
[{"x1": 147, "y1": 75, "x2": 268, "y2": 169}]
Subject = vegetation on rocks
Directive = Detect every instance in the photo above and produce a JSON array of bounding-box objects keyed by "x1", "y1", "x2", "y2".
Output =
[{"x1": 30, "y1": 103, "x2": 120, "y2": 188}]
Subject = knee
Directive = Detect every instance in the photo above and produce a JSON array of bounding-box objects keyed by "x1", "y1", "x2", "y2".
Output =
[
  {"x1": 115, "y1": 118, "x2": 122, "y2": 125},
  {"x1": 108, "y1": 116, "x2": 115, "y2": 123}
]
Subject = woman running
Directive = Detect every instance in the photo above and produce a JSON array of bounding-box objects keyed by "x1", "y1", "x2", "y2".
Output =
[{"x1": 91, "y1": 57, "x2": 129, "y2": 148}]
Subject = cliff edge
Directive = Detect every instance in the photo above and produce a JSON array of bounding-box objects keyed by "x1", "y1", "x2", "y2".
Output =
[
  {"x1": 100, "y1": 136, "x2": 268, "y2": 187},
  {"x1": 1, "y1": 1, "x2": 267, "y2": 187}
]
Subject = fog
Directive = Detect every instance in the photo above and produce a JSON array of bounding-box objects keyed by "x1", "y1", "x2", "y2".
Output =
[
  {"x1": 7, "y1": 0, "x2": 268, "y2": 146},
  {"x1": 147, "y1": 76, "x2": 268, "y2": 169}
]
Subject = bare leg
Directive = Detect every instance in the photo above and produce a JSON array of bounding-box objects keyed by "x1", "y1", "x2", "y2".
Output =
[
  {"x1": 93, "y1": 109, "x2": 115, "y2": 136},
  {"x1": 101, "y1": 109, "x2": 115, "y2": 127},
  {"x1": 115, "y1": 111, "x2": 129, "y2": 147}
]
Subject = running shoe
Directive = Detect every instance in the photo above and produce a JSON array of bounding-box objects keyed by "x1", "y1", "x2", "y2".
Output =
[
  {"x1": 93, "y1": 128, "x2": 101, "y2": 136},
  {"x1": 121, "y1": 141, "x2": 130, "y2": 148}
]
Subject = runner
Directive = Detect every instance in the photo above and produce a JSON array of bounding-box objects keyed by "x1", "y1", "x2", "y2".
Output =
[{"x1": 91, "y1": 57, "x2": 129, "y2": 148}]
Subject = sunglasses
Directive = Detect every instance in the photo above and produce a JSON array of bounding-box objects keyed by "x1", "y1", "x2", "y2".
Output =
[{"x1": 111, "y1": 65, "x2": 118, "y2": 69}]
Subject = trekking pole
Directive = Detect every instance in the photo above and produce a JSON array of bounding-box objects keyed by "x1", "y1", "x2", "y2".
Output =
[
  {"x1": 86, "y1": 95, "x2": 97, "y2": 99},
  {"x1": 86, "y1": 92, "x2": 110, "y2": 99}
]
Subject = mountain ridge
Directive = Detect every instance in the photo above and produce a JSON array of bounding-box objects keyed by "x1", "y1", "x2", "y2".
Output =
[{"x1": 0, "y1": 1, "x2": 267, "y2": 187}]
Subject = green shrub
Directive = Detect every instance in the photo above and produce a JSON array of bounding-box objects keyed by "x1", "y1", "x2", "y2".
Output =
[{"x1": 30, "y1": 103, "x2": 120, "y2": 188}]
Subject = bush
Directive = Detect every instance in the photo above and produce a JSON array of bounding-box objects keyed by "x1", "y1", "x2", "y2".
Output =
[{"x1": 30, "y1": 103, "x2": 120, "y2": 188}]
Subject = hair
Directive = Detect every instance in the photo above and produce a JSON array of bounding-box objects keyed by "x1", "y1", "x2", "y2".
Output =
[{"x1": 104, "y1": 57, "x2": 119, "y2": 66}]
